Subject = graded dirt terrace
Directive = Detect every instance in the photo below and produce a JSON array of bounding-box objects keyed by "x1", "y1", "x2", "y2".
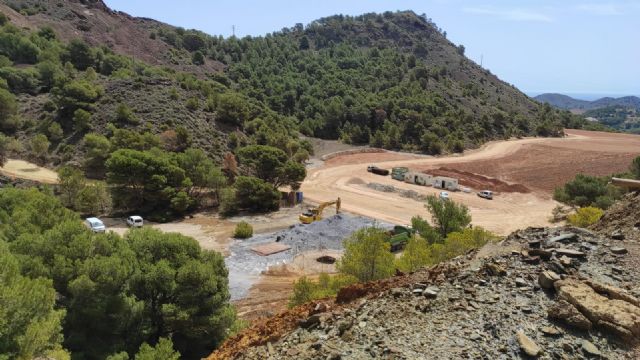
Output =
[
  {"x1": 0, "y1": 159, "x2": 59, "y2": 184},
  {"x1": 301, "y1": 130, "x2": 640, "y2": 235}
]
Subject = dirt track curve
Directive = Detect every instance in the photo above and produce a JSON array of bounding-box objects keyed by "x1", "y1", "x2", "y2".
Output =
[{"x1": 301, "y1": 130, "x2": 640, "y2": 235}]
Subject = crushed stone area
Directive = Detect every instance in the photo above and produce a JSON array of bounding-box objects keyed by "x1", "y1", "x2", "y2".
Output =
[
  {"x1": 219, "y1": 225, "x2": 640, "y2": 359},
  {"x1": 225, "y1": 214, "x2": 390, "y2": 300},
  {"x1": 366, "y1": 182, "x2": 428, "y2": 201}
]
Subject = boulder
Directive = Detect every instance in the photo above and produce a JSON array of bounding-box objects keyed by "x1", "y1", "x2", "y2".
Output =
[
  {"x1": 516, "y1": 330, "x2": 541, "y2": 357},
  {"x1": 549, "y1": 233, "x2": 578, "y2": 244},
  {"x1": 299, "y1": 314, "x2": 321, "y2": 329},
  {"x1": 611, "y1": 247, "x2": 628, "y2": 255},
  {"x1": 555, "y1": 248, "x2": 586, "y2": 258},
  {"x1": 538, "y1": 270, "x2": 561, "y2": 290},
  {"x1": 423, "y1": 287, "x2": 439, "y2": 299},
  {"x1": 528, "y1": 249, "x2": 552, "y2": 260},
  {"x1": 548, "y1": 300, "x2": 592, "y2": 331},
  {"x1": 581, "y1": 340, "x2": 601, "y2": 357},
  {"x1": 485, "y1": 262, "x2": 507, "y2": 276},
  {"x1": 611, "y1": 230, "x2": 625, "y2": 240},
  {"x1": 528, "y1": 239, "x2": 541, "y2": 248},
  {"x1": 554, "y1": 279, "x2": 640, "y2": 339},
  {"x1": 540, "y1": 326, "x2": 563, "y2": 336}
]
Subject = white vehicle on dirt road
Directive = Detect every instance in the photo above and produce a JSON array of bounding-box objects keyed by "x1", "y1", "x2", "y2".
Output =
[
  {"x1": 439, "y1": 191, "x2": 450, "y2": 200},
  {"x1": 85, "y1": 217, "x2": 106, "y2": 233},
  {"x1": 127, "y1": 215, "x2": 144, "y2": 227},
  {"x1": 478, "y1": 190, "x2": 493, "y2": 200}
]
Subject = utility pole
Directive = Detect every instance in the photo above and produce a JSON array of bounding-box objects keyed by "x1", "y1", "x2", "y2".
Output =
[
  {"x1": 480, "y1": 54, "x2": 484, "y2": 68},
  {"x1": 232, "y1": 25, "x2": 235, "y2": 37}
]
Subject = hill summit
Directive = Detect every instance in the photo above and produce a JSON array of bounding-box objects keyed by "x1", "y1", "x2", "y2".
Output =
[{"x1": 0, "y1": 2, "x2": 591, "y2": 170}]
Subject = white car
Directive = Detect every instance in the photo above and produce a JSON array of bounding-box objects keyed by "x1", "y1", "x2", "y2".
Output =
[
  {"x1": 439, "y1": 191, "x2": 450, "y2": 200},
  {"x1": 85, "y1": 217, "x2": 106, "y2": 233},
  {"x1": 478, "y1": 190, "x2": 494, "y2": 200},
  {"x1": 126, "y1": 215, "x2": 144, "y2": 227}
]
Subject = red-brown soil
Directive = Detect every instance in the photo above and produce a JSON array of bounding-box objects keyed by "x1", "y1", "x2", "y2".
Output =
[{"x1": 425, "y1": 167, "x2": 531, "y2": 193}]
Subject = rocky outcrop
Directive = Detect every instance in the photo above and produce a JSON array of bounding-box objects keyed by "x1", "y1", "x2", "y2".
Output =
[
  {"x1": 209, "y1": 225, "x2": 640, "y2": 360},
  {"x1": 553, "y1": 279, "x2": 640, "y2": 339}
]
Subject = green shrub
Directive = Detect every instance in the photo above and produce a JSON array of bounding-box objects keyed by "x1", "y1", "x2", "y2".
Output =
[
  {"x1": 233, "y1": 176, "x2": 280, "y2": 212},
  {"x1": 631, "y1": 156, "x2": 640, "y2": 179},
  {"x1": 567, "y1": 207, "x2": 604, "y2": 227},
  {"x1": 396, "y1": 235, "x2": 430, "y2": 272},
  {"x1": 429, "y1": 227, "x2": 498, "y2": 264},
  {"x1": 233, "y1": 221, "x2": 253, "y2": 238},
  {"x1": 0, "y1": 88, "x2": 17, "y2": 126},
  {"x1": 192, "y1": 51, "x2": 205, "y2": 65},
  {"x1": 47, "y1": 122, "x2": 63, "y2": 141},
  {"x1": 29, "y1": 134, "x2": 49, "y2": 164},
  {"x1": 218, "y1": 187, "x2": 238, "y2": 216},
  {"x1": 73, "y1": 108, "x2": 92, "y2": 131},
  {"x1": 288, "y1": 273, "x2": 358, "y2": 307},
  {"x1": 0, "y1": 67, "x2": 39, "y2": 94},
  {"x1": 186, "y1": 97, "x2": 199, "y2": 111},
  {"x1": 337, "y1": 227, "x2": 395, "y2": 282},
  {"x1": 115, "y1": 103, "x2": 138, "y2": 124},
  {"x1": 425, "y1": 195, "x2": 471, "y2": 238},
  {"x1": 553, "y1": 174, "x2": 622, "y2": 209}
]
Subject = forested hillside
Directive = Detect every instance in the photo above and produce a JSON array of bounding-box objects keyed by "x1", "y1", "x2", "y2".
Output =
[
  {"x1": 149, "y1": 11, "x2": 583, "y2": 152},
  {"x1": 1, "y1": 1, "x2": 590, "y2": 159},
  {"x1": 0, "y1": 0, "x2": 598, "y2": 220}
]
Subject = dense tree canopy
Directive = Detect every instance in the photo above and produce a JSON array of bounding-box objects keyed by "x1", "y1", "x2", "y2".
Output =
[{"x1": 0, "y1": 188, "x2": 236, "y2": 359}]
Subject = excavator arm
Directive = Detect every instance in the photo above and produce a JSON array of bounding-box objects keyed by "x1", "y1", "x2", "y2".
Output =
[{"x1": 299, "y1": 198, "x2": 341, "y2": 224}]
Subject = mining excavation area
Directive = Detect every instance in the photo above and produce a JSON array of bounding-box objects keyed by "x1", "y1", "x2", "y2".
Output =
[{"x1": 302, "y1": 129, "x2": 640, "y2": 235}]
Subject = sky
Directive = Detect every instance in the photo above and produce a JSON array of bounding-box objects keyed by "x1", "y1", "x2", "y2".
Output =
[{"x1": 103, "y1": 0, "x2": 640, "y2": 99}]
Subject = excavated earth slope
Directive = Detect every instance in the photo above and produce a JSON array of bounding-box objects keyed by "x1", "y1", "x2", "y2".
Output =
[{"x1": 209, "y1": 204, "x2": 640, "y2": 359}]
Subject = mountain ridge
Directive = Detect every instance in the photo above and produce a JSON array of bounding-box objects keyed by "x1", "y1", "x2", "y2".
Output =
[{"x1": 535, "y1": 92, "x2": 640, "y2": 111}]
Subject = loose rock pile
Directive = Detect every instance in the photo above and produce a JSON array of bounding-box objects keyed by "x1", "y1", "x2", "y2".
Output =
[
  {"x1": 221, "y1": 226, "x2": 640, "y2": 359},
  {"x1": 367, "y1": 182, "x2": 428, "y2": 201}
]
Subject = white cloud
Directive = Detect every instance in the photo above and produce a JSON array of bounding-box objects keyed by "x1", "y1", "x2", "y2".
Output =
[
  {"x1": 576, "y1": 3, "x2": 623, "y2": 15},
  {"x1": 463, "y1": 6, "x2": 553, "y2": 22}
]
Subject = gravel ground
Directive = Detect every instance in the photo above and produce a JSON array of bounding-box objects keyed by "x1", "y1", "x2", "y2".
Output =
[{"x1": 226, "y1": 214, "x2": 390, "y2": 300}]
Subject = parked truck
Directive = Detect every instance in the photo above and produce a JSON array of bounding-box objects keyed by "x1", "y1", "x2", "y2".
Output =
[
  {"x1": 386, "y1": 225, "x2": 415, "y2": 252},
  {"x1": 391, "y1": 167, "x2": 409, "y2": 181},
  {"x1": 367, "y1": 165, "x2": 390, "y2": 176}
]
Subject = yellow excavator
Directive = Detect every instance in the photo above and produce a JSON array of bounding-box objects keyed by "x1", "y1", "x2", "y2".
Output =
[{"x1": 299, "y1": 198, "x2": 341, "y2": 224}]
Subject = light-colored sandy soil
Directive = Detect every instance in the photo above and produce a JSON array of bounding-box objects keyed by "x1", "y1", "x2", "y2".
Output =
[
  {"x1": 0, "y1": 159, "x2": 59, "y2": 184},
  {"x1": 301, "y1": 130, "x2": 640, "y2": 235}
]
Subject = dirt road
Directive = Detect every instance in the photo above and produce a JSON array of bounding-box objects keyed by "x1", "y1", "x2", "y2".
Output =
[
  {"x1": 0, "y1": 159, "x2": 58, "y2": 184},
  {"x1": 301, "y1": 130, "x2": 640, "y2": 235}
]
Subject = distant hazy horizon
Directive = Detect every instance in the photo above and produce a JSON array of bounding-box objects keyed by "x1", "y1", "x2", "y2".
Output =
[{"x1": 526, "y1": 92, "x2": 640, "y2": 101}]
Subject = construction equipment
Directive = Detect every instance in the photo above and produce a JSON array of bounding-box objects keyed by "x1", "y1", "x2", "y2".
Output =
[
  {"x1": 299, "y1": 198, "x2": 341, "y2": 224},
  {"x1": 391, "y1": 167, "x2": 409, "y2": 181},
  {"x1": 386, "y1": 225, "x2": 416, "y2": 252},
  {"x1": 367, "y1": 165, "x2": 390, "y2": 176}
]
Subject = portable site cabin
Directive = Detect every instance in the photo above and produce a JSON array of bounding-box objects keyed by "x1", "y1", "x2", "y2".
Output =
[
  {"x1": 432, "y1": 176, "x2": 458, "y2": 191},
  {"x1": 391, "y1": 167, "x2": 409, "y2": 181},
  {"x1": 404, "y1": 172, "x2": 433, "y2": 186}
]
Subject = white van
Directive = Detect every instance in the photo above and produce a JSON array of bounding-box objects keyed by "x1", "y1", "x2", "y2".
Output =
[
  {"x1": 126, "y1": 215, "x2": 144, "y2": 227},
  {"x1": 85, "y1": 217, "x2": 106, "y2": 233},
  {"x1": 478, "y1": 190, "x2": 493, "y2": 200}
]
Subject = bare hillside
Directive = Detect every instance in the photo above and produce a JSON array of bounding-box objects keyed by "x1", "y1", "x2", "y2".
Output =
[{"x1": 0, "y1": 0, "x2": 223, "y2": 74}]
